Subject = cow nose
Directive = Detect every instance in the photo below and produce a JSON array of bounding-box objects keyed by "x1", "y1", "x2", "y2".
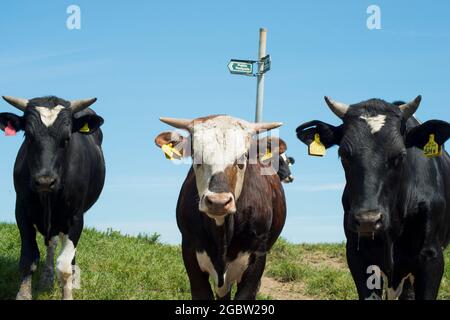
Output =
[
  {"x1": 283, "y1": 175, "x2": 294, "y2": 183},
  {"x1": 34, "y1": 176, "x2": 57, "y2": 192},
  {"x1": 204, "y1": 193, "x2": 235, "y2": 214},
  {"x1": 353, "y1": 211, "x2": 383, "y2": 234}
]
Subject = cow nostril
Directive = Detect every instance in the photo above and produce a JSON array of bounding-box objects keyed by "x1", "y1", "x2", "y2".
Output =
[
  {"x1": 205, "y1": 196, "x2": 213, "y2": 206},
  {"x1": 49, "y1": 179, "x2": 56, "y2": 188},
  {"x1": 35, "y1": 176, "x2": 57, "y2": 190},
  {"x1": 224, "y1": 196, "x2": 232, "y2": 206}
]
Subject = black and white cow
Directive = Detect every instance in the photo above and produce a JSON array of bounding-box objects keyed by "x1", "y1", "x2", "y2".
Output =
[
  {"x1": 296, "y1": 96, "x2": 450, "y2": 300},
  {"x1": 257, "y1": 136, "x2": 295, "y2": 183},
  {"x1": 0, "y1": 96, "x2": 105, "y2": 300}
]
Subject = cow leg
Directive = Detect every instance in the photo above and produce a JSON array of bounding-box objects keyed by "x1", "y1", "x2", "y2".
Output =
[
  {"x1": 346, "y1": 241, "x2": 383, "y2": 300},
  {"x1": 398, "y1": 276, "x2": 415, "y2": 300},
  {"x1": 56, "y1": 216, "x2": 83, "y2": 300},
  {"x1": 16, "y1": 214, "x2": 39, "y2": 300},
  {"x1": 234, "y1": 254, "x2": 266, "y2": 300},
  {"x1": 414, "y1": 245, "x2": 444, "y2": 300},
  {"x1": 40, "y1": 236, "x2": 58, "y2": 288},
  {"x1": 182, "y1": 242, "x2": 214, "y2": 300}
]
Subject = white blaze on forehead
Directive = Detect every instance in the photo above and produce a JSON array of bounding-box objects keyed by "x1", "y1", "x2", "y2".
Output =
[
  {"x1": 360, "y1": 114, "x2": 387, "y2": 134},
  {"x1": 192, "y1": 116, "x2": 252, "y2": 170},
  {"x1": 35, "y1": 105, "x2": 65, "y2": 127}
]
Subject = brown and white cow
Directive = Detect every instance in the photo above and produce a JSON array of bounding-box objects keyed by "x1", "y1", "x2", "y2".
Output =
[{"x1": 155, "y1": 115, "x2": 286, "y2": 300}]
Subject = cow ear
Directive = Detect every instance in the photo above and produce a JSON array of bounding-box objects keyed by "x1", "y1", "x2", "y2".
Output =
[
  {"x1": 296, "y1": 120, "x2": 343, "y2": 148},
  {"x1": 73, "y1": 114, "x2": 104, "y2": 135},
  {"x1": 268, "y1": 137, "x2": 287, "y2": 155},
  {"x1": 155, "y1": 131, "x2": 189, "y2": 160},
  {"x1": 0, "y1": 113, "x2": 24, "y2": 135},
  {"x1": 406, "y1": 120, "x2": 450, "y2": 150}
]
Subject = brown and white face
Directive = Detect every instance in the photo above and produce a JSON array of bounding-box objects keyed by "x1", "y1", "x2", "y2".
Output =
[{"x1": 155, "y1": 115, "x2": 282, "y2": 224}]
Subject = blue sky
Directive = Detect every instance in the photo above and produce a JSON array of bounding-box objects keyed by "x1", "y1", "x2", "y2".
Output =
[{"x1": 0, "y1": 1, "x2": 449, "y2": 244}]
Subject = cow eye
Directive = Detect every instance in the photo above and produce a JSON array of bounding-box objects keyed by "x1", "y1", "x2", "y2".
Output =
[
  {"x1": 388, "y1": 152, "x2": 406, "y2": 168},
  {"x1": 235, "y1": 154, "x2": 247, "y2": 169},
  {"x1": 60, "y1": 137, "x2": 70, "y2": 148}
]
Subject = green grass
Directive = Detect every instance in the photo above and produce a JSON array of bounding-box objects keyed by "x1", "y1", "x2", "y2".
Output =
[{"x1": 1, "y1": 223, "x2": 449, "y2": 300}]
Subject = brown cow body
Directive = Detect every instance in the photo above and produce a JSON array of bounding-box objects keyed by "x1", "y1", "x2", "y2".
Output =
[
  {"x1": 155, "y1": 115, "x2": 287, "y2": 300},
  {"x1": 177, "y1": 163, "x2": 286, "y2": 299}
]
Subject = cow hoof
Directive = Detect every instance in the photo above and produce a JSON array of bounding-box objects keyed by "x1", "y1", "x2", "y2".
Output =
[{"x1": 16, "y1": 291, "x2": 32, "y2": 300}]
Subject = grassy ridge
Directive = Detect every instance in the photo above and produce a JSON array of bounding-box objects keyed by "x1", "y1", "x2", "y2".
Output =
[{"x1": 0, "y1": 223, "x2": 449, "y2": 300}]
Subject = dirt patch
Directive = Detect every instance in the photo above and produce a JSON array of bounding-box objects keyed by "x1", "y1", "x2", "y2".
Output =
[
  {"x1": 259, "y1": 276, "x2": 313, "y2": 300},
  {"x1": 302, "y1": 251, "x2": 346, "y2": 270}
]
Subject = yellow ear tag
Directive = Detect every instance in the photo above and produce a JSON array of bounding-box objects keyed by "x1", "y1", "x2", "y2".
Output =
[
  {"x1": 423, "y1": 134, "x2": 442, "y2": 158},
  {"x1": 261, "y1": 149, "x2": 273, "y2": 161},
  {"x1": 308, "y1": 133, "x2": 326, "y2": 157},
  {"x1": 161, "y1": 143, "x2": 182, "y2": 160},
  {"x1": 79, "y1": 123, "x2": 90, "y2": 133}
]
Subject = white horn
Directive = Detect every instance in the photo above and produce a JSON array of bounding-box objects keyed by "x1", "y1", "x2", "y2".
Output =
[
  {"x1": 250, "y1": 121, "x2": 283, "y2": 133},
  {"x1": 159, "y1": 117, "x2": 192, "y2": 130},
  {"x1": 2, "y1": 96, "x2": 29, "y2": 112},
  {"x1": 399, "y1": 95, "x2": 422, "y2": 119},
  {"x1": 70, "y1": 98, "x2": 97, "y2": 113},
  {"x1": 324, "y1": 96, "x2": 349, "y2": 119}
]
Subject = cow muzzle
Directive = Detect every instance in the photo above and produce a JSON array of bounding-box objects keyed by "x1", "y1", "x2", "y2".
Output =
[
  {"x1": 203, "y1": 192, "x2": 236, "y2": 216},
  {"x1": 34, "y1": 175, "x2": 58, "y2": 193},
  {"x1": 351, "y1": 210, "x2": 384, "y2": 236}
]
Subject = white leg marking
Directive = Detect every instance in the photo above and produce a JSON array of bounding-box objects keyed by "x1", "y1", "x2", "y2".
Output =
[
  {"x1": 196, "y1": 251, "x2": 250, "y2": 298},
  {"x1": 360, "y1": 114, "x2": 387, "y2": 134},
  {"x1": 56, "y1": 234, "x2": 76, "y2": 300},
  {"x1": 35, "y1": 105, "x2": 65, "y2": 127},
  {"x1": 16, "y1": 261, "x2": 38, "y2": 300},
  {"x1": 381, "y1": 272, "x2": 413, "y2": 300},
  {"x1": 196, "y1": 251, "x2": 218, "y2": 284}
]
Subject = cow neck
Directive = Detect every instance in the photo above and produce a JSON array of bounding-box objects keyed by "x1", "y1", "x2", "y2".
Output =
[
  {"x1": 203, "y1": 214, "x2": 234, "y2": 287},
  {"x1": 39, "y1": 193, "x2": 53, "y2": 246}
]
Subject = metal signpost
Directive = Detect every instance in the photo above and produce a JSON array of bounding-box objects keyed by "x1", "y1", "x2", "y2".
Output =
[{"x1": 228, "y1": 28, "x2": 270, "y2": 123}]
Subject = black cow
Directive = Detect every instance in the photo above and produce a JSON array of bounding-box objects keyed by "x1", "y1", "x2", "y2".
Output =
[
  {"x1": 258, "y1": 136, "x2": 295, "y2": 183},
  {"x1": 296, "y1": 96, "x2": 450, "y2": 300},
  {"x1": 155, "y1": 115, "x2": 286, "y2": 300},
  {"x1": 0, "y1": 96, "x2": 105, "y2": 300}
]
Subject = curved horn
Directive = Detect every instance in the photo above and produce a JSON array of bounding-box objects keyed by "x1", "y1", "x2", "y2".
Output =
[
  {"x1": 399, "y1": 95, "x2": 422, "y2": 119},
  {"x1": 2, "y1": 96, "x2": 29, "y2": 112},
  {"x1": 70, "y1": 98, "x2": 97, "y2": 113},
  {"x1": 251, "y1": 121, "x2": 283, "y2": 133},
  {"x1": 159, "y1": 117, "x2": 192, "y2": 130},
  {"x1": 324, "y1": 96, "x2": 349, "y2": 119}
]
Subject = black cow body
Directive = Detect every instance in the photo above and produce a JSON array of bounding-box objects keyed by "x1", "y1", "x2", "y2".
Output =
[
  {"x1": 177, "y1": 163, "x2": 286, "y2": 300},
  {"x1": 297, "y1": 97, "x2": 450, "y2": 299},
  {"x1": 0, "y1": 96, "x2": 105, "y2": 300},
  {"x1": 344, "y1": 116, "x2": 450, "y2": 300}
]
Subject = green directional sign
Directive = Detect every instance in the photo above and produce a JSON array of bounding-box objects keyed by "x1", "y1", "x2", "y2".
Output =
[
  {"x1": 228, "y1": 60, "x2": 255, "y2": 75},
  {"x1": 261, "y1": 55, "x2": 271, "y2": 74}
]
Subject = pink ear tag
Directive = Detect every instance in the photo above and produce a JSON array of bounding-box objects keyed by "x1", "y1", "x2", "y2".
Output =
[{"x1": 5, "y1": 121, "x2": 17, "y2": 136}]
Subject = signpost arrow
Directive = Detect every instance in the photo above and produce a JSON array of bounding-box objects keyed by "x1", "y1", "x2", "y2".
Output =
[{"x1": 228, "y1": 60, "x2": 255, "y2": 75}]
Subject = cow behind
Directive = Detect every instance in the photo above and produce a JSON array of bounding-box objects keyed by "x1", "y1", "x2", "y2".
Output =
[
  {"x1": 296, "y1": 96, "x2": 450, "y2": 299},
  {"x1": 155, "y1": 115, "x2": 286, "y2": 299},
  {"x1": 0, "y1": 95, "x2": 106, "y2": 300}
]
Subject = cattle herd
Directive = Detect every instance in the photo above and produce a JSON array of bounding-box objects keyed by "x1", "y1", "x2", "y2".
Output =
[{"x1": 0, "y1": 95, "x2": 449, "y2": 300}]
